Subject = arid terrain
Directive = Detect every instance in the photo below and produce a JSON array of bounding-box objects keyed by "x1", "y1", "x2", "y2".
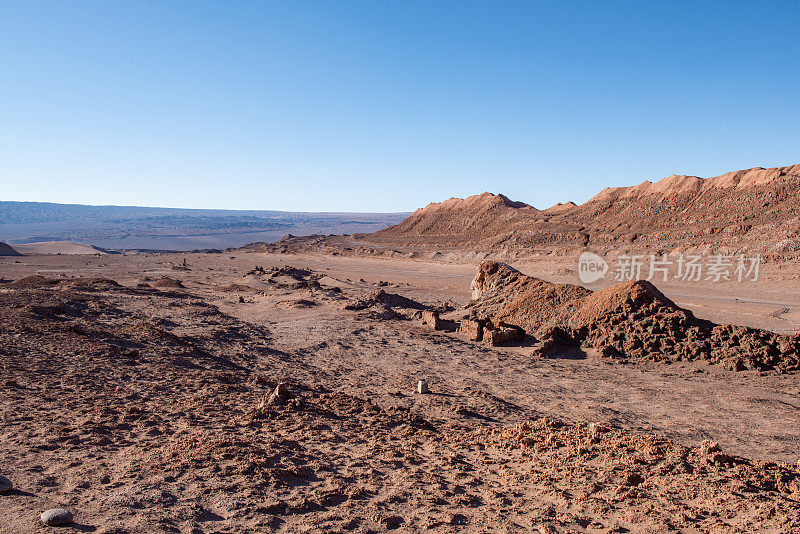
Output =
[
  {"x1": 1, "y1": 246, "x2": 799, "y2": 533},
  {"x1": 0, "y1": 202, "x2": 408, "y2": 251},
  {"x1": 250, "y1": 165, "x2": 800, "y2": 269},
  {"x1": 5, "y1": 0, "x2": 800, "y2": 524},
  {"x1": 2, "y1": 165, "x2": 800, "y2": 533}
]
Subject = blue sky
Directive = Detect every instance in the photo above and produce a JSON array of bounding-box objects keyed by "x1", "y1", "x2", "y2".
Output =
[{"x1": 1, "y1": 1, "x2": 798, "y2": 212}]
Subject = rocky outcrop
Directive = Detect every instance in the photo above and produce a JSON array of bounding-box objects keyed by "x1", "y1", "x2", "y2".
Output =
[
  {"x1": 468, "y1": 261, "x2": 800, "y2": 372},
  {"x1": 468, "y1": 261, "x2": 590, "y2": 335}
]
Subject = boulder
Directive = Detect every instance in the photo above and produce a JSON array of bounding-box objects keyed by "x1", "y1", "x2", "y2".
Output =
[
  {"x1": 483, "y1": 327, "x2": 521, "y2": 347},
  {"x1": 458, "y1": 318, "x2": 485, "y2": 341},
  {"x1": 420, "y1": 310, "x2": 442, "y2": 330}
]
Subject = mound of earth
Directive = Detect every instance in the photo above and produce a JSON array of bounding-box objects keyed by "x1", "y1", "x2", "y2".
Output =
[
  {"x1": 153, "y1": 277, "x2": 185, "y2": 289},
  {"x1": 60, "y1": 278, "x2": 123, "y2": 291},
  {"x1": 7, "y1": 275, "x2": 123, "y2": 291},
  {"x1": 8, "y1": 275, "x2": 63, "y2": 289},
  {"x1": 366, "y1": 289, "x2": 427, "y2": 310},
  {"x1": 344, "y1": 289, "x2": 428, "y2": 320},
  {"x1": 241, "y1": 265, "x2": 326, "y2": 290},
  {"x1": 469, "y1": 261, "x2": 800, "y2": 372},
  {"x1": 0, "y1": 242, "x2": 21, "y2": 256},
  {"x1": 268, "y1": 265, "x2": 312, "y2": 279},
  {"x1": 216, "y1": 282, "x2": 257, "y2": 292}
]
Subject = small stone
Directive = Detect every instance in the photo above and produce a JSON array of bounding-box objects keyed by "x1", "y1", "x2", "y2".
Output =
[
  {"x1": 700, "y1": 439, "x2": 721, "y2": 455},
  {"x1": 622, "y1": 471, "x2": 644, "y2": 486},
  {"x1": 589, "y1": 422, "x2": 609, "y2": 441},
  {"x1": 258, "y1": 382, "x2": 290, "y2": 408},
  {"x1": 0, "y1": 475, "x2": 12, "y2": 493},
  {"x1": 417, "y1": 380, "x2": 429, "y2": 394},
  {"x1": 40, "y1": 508, "x2": 73, "y2": 526},
  {"x1": 453, "y1": 404, "x2": 472, "y2": 416},
  {"x1": 273, "y1": 382, "x2": 289, "y2": 400},
  {"x1": 267, "y1": 382, "x2": 291, "y2": 406}
]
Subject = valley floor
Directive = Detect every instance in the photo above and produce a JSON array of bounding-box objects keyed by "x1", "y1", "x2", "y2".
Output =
[{"x1": 1, "y1": 251, "x2": 799, "y2": 532}]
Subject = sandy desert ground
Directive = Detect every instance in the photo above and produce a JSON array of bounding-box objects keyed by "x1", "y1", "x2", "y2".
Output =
[{"x1": 1, "y1": 249, "x2": 799, "y2": 533}]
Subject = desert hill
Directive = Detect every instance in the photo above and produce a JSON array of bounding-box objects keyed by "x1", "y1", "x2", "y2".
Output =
[
  {"x1": 368, "y1": 164, "x2": 800, "y2": 253},
  {"x1": 0, "y1": 242, "x2": 21, "y2": 256},
  {"x1": 371, "y1": 192, "x2": 542, "y2": 245},
  {"x1": 568, "y1": 164, "x2": 800, "y2": 248},
  {"x1": 369, "y1": 192, "x2": 577, "y2": 249}
]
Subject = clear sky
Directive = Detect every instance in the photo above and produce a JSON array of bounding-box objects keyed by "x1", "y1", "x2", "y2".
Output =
[{"x1": 1, "y1": 1, "x2": 798, "y2": 212}]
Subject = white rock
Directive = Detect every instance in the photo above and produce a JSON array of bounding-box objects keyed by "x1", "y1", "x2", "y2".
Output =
[
  {"x1": 417, "y1": 380, "x2": 429, "y2": 394},
  {"x1": 40, "y1": 508, "x2": 73, "y2": 526}
]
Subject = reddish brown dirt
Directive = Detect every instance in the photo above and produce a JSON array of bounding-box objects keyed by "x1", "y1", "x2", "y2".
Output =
[{"x1": 1, "y1": 254, "x2": 799, "y2": 532}]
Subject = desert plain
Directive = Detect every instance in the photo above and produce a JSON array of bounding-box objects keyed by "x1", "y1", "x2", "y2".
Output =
[
  {"x1": 2, "y1": 166, "x2": 800, "y2": 533},
  {"x1": 0, "y1": 242, "x2": 799, "y2": 533}
]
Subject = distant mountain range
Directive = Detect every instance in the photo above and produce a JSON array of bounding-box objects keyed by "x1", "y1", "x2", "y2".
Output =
[
  {"x1": 5, "y1": 164, "x2": 799, "y2": 254},
  {"x1": 369, "y1": 164, "x2": 800, "y2": 254},
  {"x1": 0, "y1": 201, "x2": 409, "y2": 250}
]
